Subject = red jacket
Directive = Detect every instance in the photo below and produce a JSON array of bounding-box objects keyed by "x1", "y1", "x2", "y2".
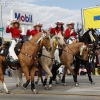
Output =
[
  {"x1": 50, "y1": 28, "x2": 63, "y2": 35},
  {"x1": 6, "y1": 27, "x2": 22, "y2": 38},
  {"x1": 65, "y1": 29, "x2": 77, "y2": 39},
  {"x1": 26, "y1": 29, "x2": 38, "y2": 37}
]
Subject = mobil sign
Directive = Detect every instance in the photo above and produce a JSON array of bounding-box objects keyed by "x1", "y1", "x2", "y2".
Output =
[{"x1": 11, "y1": 10, "x2": 33, "y2": 25}]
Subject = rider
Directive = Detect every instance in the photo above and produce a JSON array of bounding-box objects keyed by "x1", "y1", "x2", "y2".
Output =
[
  {"x1": 50, "y1": 21, "x2": 64, "y2": 36},
  {"x1": 26, "y1": 23, "x2": 43, "y2": 37},
  {"x1": 64, "y1": 21, "x2": 77, "y2": 44},
  {"x1": 6, "y1": 19, "x2": 23, "y2": 64}
]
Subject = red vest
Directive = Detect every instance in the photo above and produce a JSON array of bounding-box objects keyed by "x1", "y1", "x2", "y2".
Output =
[
  {"x1": 6, "y1": 27, "x2": 22, "y2": 38},
  {"x1": 65, "y1": 29, "x2": 76, "y2": 39}
]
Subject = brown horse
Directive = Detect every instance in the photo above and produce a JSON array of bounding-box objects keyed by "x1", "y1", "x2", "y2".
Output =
[
  {"x1": 0, "y1": 32, "x2": 52, "y2": 94},
  {"x1": 60, "y1": 42, "x2": 89, "y2": 86}
]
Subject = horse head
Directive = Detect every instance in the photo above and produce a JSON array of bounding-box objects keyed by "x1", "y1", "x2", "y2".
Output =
[
  {"x1": 52, "y1": 32, "x2": 66, "y2": 49},
  {"x1": 40, "y1": 30, "x2": 52, "y2": 51}
]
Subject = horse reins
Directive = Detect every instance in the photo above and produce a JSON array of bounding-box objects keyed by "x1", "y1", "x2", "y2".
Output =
[{"x1": 59, "y1": 44, "x2": 88, "y2": 61}]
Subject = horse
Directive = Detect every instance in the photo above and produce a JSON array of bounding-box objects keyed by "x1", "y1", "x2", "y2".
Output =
[
  {"x1": 0, "y1": 31, "x2": 52, "y2": 94},
  {"x1": 39, "y1": 33, "x2": 66, "y2": 89},
  {"x1": 62, "y1": 28, "x2": 98, "y2": 86},
  {"x1": 60, "y1": 42, "x2": 89, "y2": 86}
]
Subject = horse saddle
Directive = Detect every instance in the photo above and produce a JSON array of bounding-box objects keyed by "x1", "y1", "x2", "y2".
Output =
[{"x1": 0, "y1": 41, "x2": 23, "y2": 63}]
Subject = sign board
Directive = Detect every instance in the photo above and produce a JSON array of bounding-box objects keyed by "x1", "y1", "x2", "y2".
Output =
[
  {"x1": 11, "y1": 10, "x2": 33, "y2": 25},
  {"x1": 0, "y1": 27, "x2": 4, "y2": 32},
  {"x1": 83, "y1": 6, "x2": 100, "y2": 30}
]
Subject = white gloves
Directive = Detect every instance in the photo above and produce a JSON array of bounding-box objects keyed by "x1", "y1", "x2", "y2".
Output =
[
  {"x1": 70, "y1": 29, "x2": 74, "y2": 34},
  {"x1": 20, "y1": 25, "x2": 25, "y2": 35},
  {"x1": 28, "y1": 25, "x2": 32, "y2": 30},
  {"x1": 7, "y1": 20, "x2": 11, "y2": 26},
  {"x1": 49, "y1": 24, "x2": 53, "y2": 28}
]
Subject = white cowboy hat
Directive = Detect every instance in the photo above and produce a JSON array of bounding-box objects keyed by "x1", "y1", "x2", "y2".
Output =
[
  {"x1": 55, "y1": 21, "x2": 64, "y2": 25},
  {"x1": 11, "y1": 19, "x2": 20, "y2": 25},
  {"x1": 33, "y1": 23, "x2": 43, "y2": 28},
  {"x1": 67, "y1": 21, "x2": 75, "y2": 26}
]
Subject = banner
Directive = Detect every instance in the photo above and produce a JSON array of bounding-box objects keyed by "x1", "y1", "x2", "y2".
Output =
[{"x1": 83, "y1": 6, "x2": 100, "y2": 30}]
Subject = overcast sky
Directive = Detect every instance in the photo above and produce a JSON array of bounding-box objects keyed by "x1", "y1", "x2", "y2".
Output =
[{"x1": 1, "y1": 0, "x2": 100, "y2": 38}]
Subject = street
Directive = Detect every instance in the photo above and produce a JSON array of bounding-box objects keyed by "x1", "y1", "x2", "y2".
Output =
[{"x1": 0, "y1": 75, "x2": 100, "y2": 100}]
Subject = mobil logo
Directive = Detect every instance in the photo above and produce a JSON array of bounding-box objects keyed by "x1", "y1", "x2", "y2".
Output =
[{"x1": 15, "y1": 12, "x2": 32, "y2": 23}]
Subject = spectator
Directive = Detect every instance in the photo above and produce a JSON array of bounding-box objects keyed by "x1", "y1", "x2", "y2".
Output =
[
  {"x1": 89, "y1": 51, "x2": 95, "y2": 75},
  {"x1": 78, "y1": 65, "x2": 87, "y2": 75},
  {"x1": 97, "y1": 50, "x2": 100, "y2": 75},
  {"x1": 5, "y1": 67, "x2": 12, "y2": 77}
]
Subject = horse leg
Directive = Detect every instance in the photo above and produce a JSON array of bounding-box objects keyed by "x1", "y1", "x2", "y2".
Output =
[
  {"x1": 35, "y1": 68, "x2": 43, "y2": 85},
  {"x1": 73, "y1": 58, "x2": 81, "y2": 87},
  {"x1": 43, "y1": 72, "x2": 48, "y2": 89},
  {"x1": 21, "y1": 66, "x2": 30, "y2": 89},
  {"x1": 17, "y1": 68, "x2": 23, "y2": 87},
  {"x1": 65, "y1": 62, "x2": 79, "y2": 87},
  {"x1": 11, "y1": 69, "x2": 19, "y2": 87},
  {"x1": 39, "y1": 68, "x2": 44, "y2": 83},
  {"x1": 62, "y1": 67, "x2": 67, "y2": 86},
  {"x1": 85, "y1": 61, "x2": 95, "y2": 84},
  {"x1": 30, "y1": 66, "x2": 38, "y2": 94},
  {"x1": 0, "y1": 65, "x2": 9, "y2": 94},
  {"x1": 43, "y1": 65, "x2": 53, "y2": 90}
]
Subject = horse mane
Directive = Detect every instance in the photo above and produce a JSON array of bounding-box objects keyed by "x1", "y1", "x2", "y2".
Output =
[
  {"x1": 79, "y1": 28, "x2": 97, "y2": 44},
  {"x1": 29, "y1": 32, "x2": 42, "y2": 44}
]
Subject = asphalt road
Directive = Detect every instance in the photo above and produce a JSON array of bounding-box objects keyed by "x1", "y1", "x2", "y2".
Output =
[{"x1": 0, "y1": 75, "x2": 100, "y2": 100}]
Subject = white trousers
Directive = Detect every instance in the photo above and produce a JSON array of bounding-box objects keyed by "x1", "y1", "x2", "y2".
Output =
[
  {"x1": 66, "y1": 37, "x2": 75, "y2": 44},
  {"x1": 54, "y1": 45, "x2": 60, "y2": 63},
  {"x1": 9, "y1": 40, "x2": 18, "y2": 60}
]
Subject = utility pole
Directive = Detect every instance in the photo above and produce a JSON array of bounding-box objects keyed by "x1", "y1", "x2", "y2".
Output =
[{"x1": 0, "y1": 0, "x2": 3, "y2": 45}]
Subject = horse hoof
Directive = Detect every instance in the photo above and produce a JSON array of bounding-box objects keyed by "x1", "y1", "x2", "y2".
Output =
[
  {"x1": 49, "y1": 85, "x2": 52, "y2": 90},
  {"x1": 44, "y1": 85, "x2": 48, "y2": 90},
  {"x1": 16, "y1": 84, "x2": 19, "y2": 87},
  {"x1": 35, "y1": 81, "x2": 38, "y2": 85},
  {"x1": 22, "y1": 85, "x2": 27, "y2": 89},
  {"x1": 33, "y1": 89, "x2": 38, "y2": 94},
  {"x1": 63, "y1": 83, "x2": 67, "y2": 86},
  {"x1": 6, "y1": 91, "x2": 10, "y2": 94},
  {"x1": 91, "y1": 81, "x2": 95, "y2": 84},
  {"x1": 75, "y1": 83, "x2": 79, "y2": 87}
]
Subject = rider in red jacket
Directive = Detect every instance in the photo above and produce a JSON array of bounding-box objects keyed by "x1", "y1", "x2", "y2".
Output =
[
  {"x1": 50, "y1": 21, "x2": 64, "y2": 36},
  {"x1": 6, "y1": 20, "x2": 22, "y2": 63},
  {"x1": 64, "y1": 21, "x2": 77, "y2": 44},
  {"x1": 26, "y1": 23, "x2": 43, "y2": 37}
]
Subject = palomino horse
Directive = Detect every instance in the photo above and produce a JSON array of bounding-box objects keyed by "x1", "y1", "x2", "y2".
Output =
[
  {"x1": 0, "y1": 32, "x2": 52, "y2": 94},
  {"x1": 38, "y1": 33, "x2": 66, "y2": 89},
  {"x1": 60, "y1": 42, "x2": 89, "y2": 86}
]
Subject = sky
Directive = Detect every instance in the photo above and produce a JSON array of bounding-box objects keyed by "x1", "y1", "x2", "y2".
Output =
[{"x1": 1, "y1": 0, "x2": 100, "y2": 38}]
